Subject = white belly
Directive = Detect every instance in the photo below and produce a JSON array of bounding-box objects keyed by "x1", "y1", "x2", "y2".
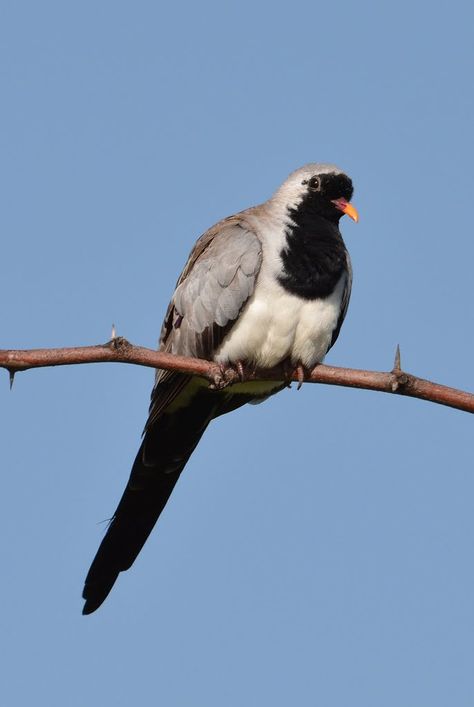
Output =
[{"x1": 216, "y1": 274, "x2": 346, "y2": 369}]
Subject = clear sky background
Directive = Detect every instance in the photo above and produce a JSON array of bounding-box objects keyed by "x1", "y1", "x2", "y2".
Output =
[{"x1": 1, "y1": 2, "x2": 473, "y2": 705}]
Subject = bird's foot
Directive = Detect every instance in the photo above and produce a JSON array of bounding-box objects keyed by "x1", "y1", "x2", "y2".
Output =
[
  {"x1": 209, "y1": 360, "x2": 250, "y2": 390},
  {"x1": 282, "y1": 360, "x2": 307, "y2": 390},
  {"x1": 295, "y1": 364, "x2": 306, "y2": 390}
]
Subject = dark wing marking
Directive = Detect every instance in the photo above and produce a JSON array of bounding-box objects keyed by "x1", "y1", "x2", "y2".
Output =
[
  {"x1": 328, "y1": 252, "x2": 352, "y2": 352},
  {"x1": 146, "y1": 219, "x2": 262, "y2": 429}
]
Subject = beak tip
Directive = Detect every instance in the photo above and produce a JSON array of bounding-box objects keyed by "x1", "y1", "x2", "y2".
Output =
[
  {"x1": 331, "y1": 198, "x2": 359, "y2": 223},
  {"x1": 343, "y1": 203, "x2": 359, "y2": 223}
]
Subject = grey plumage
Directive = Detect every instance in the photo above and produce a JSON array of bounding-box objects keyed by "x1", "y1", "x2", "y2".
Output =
[
  {"x1": 82, "y1": 164, "x2": 357, "y2": 614},
  {"x1": 172, "y1": 224, "x2": 262, "y2": 340}
]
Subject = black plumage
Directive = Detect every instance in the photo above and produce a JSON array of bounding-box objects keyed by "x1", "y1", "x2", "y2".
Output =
[{"x1": 81, "y1": 164, "x2": 357, "y2": 614}]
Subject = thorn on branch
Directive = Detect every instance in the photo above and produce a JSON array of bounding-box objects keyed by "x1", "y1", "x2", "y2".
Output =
[
  {"x1": 111, "y1": 323, "x2": 116, "y2": 340},
  {"x1": 8, "y1": 369, "x2": 15, "y2": 390},
  {"x1": 390, "y1": 344, "x2": 409, "y2": 392},
  {"x1": 393, "y1": 344, "x2": 401, "y2": 372}
]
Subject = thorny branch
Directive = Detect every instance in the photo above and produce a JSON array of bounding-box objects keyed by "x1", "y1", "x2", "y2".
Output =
[{"x1": 0, "y1": 337, "x2": 472, "y2": 414}]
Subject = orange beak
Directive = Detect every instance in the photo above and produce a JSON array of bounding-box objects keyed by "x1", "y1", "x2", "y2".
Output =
[{"x1": 331, "y1": 197, "x2": 359, "y2": 223}]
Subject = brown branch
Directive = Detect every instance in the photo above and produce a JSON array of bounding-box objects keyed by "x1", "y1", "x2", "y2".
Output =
[{"x1": 0, "y1": 337, "x2": 473, "y2": 414}]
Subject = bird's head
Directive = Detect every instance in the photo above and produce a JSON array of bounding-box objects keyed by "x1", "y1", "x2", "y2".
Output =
[{"x1": 273, "y1": 163, "x2": 359, "y2": 225}]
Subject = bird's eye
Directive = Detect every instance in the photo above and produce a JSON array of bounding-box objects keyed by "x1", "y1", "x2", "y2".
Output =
[{"x1": 308, "y1": 177, "x2": 320, "y2": 191}]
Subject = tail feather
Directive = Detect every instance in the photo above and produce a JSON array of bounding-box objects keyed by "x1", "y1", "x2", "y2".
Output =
[{"x1": 82, "y1": 391, "x2": 218, "y2": 615}]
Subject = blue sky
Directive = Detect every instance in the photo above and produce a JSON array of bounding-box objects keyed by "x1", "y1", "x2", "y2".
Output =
[{"x1": 1, "y1": 1, "x2": 473, "y2": 705}]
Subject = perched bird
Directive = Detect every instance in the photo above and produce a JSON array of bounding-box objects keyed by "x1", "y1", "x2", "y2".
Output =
[{"x1": 82, "y1": 163, "x2": 359, "y2": 614}]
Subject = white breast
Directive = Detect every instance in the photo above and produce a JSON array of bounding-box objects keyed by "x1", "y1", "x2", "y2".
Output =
[{"x1": 216, "y1": 271, "x2": 346, "y2": 369}]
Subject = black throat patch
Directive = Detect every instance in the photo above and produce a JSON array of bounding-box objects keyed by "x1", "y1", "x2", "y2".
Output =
[{"x1": 277, "y1": 200, "x2": 348, "y2": 300}]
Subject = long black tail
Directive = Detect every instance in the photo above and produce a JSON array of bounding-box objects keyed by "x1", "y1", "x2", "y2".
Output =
[{"x1": 82, "y1": 392, "x2": 217, "y2": 615}]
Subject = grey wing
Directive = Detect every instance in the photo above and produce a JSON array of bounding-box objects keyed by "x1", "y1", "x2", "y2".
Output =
[
  {"x1": 147, "y1": 221, "x2": 263, "y2": 427},
  {"x1": 328, "y1": 253, "x2": 353, "y2": 352},
  {"x1": 168, "y1": 224, "x2": 262, "y2": 359}
]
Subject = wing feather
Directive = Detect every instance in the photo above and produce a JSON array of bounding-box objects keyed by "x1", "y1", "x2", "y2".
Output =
[{"x1": 148, "y1": 218, "x2": 262, "y2": 428}]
